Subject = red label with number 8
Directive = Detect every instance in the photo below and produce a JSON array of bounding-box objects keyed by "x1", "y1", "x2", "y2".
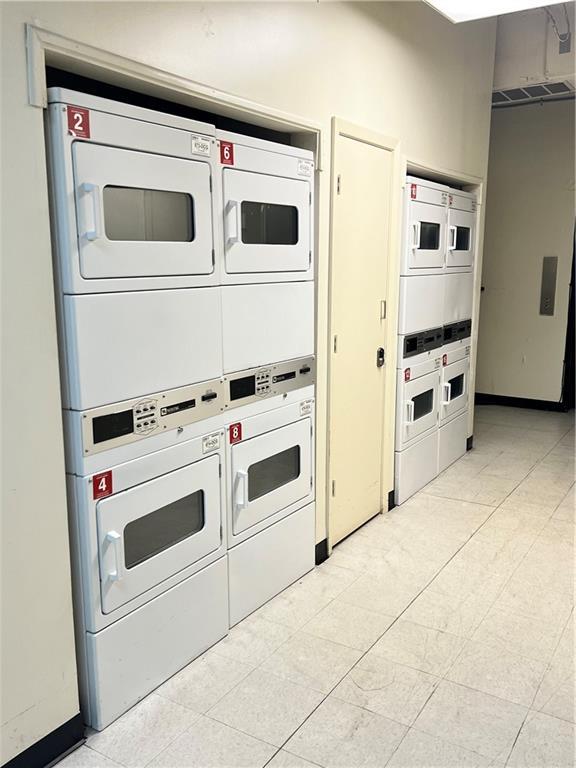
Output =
[
  {"x1": 67, "y1": 106, "x2": 91, "y2": 139},
  {"x1": 220, "y1": 141, "x2": 234, "y2": 165},
  {"x1": 93, "y1": 470, "x2": 112, "y2": 500},
  {"x1": 229, "y1": 422, "x2": 242, "y2": 444}
]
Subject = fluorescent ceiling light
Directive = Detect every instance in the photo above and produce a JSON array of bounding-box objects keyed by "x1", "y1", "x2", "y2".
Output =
[{"x1": 423, "y1": 0, "x2": 565, "y2": 24}]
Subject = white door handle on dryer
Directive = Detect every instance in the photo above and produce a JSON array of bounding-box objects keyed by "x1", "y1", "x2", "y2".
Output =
[
  {"x1": 226, "y1": 200, "x2": 242, "y2": 246},
  {"x1": 105, "y1": 530, "x2": 124, "y2": 582},
  {"x1": 234, "y1": 470, "x2": 249, "y2": 512},
  {"x1": 442, "y1": 382, "x2": 452, "y2": 405},
  {"x1": 448, "y1": 225, "x2": 457, "y2": 251},
  {"x1": 406, "y1": 400, "x2": 415, "y2": 423},
  {"x1": 80, "y1": 182, "x2": 102, "y2": 241},
  {"x1": 412, "y1": 222, "x2": 421, "y2": 250}
]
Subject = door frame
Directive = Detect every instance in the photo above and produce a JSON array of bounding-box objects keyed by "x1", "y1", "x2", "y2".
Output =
[{"x1": 326, "y1": 118, "x2": 402, "y2": 551}]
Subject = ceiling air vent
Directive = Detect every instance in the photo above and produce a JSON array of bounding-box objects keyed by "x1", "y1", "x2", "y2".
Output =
[{"x1": 492, "y1": 80, "x2": 575, "y2": 107}]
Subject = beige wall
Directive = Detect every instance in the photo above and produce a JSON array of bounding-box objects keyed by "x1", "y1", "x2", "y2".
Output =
[
  {"x1": 1, "y1": 2, "x2": 496, "y2": 762},
  {"x1": 476, "y1": 99, "x2": 575, "y2": 402}
]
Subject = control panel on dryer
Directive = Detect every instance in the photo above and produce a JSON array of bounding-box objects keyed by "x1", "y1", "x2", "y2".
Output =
[
  {"x1": 227, "y1": 356, "x2": 315, "y2": 407},
  {"x1": 83, "y1": 378, "x2": 225, "y2": 455}
]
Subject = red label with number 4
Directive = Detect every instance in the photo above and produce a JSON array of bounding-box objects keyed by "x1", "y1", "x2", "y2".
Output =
[
  {"x1": 93, "y1": 470, "x2": 112, "y2": 500},
  {"x1": 442, "y1": 354, "x2": 448, "y2": 366},
  {"x1": 410, "y1": 183, "x2": 417, "y2": 200},
  {"x1": 229, "y1": 422, "x2": 242, "y2": 444},
  {"x1": 67, "y1": 106, "x2": 90, "y2": 139},
  {"x1": 220, "y1": 141, "x2": 234, "y2": 165},
  {"x1": 404, "y1": 368, "x2": 411, "y2": 382}
]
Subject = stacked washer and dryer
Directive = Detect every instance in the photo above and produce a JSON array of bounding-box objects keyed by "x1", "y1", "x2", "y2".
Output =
[
  {"x1": 395, "y1": 176, "x2": 476, "y2": 504},
  {"x1": 46, "y1": 90, "x2": 316, "y2": 730}
]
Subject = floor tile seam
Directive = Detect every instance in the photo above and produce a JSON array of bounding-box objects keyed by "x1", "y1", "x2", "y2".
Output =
[
  {"x1": 265, "y1": 746, "x2": 324, "y2": 768},
  {"x1": 81, "y1": 743, "x2": 129, "y2": 767},
  {"x1": 528, "y1": 608, "x2": 575, "y2": 714},
  {"x1": 528, "y1": 705, "x2": 576, "y2": 726},
  {"x1": 203, "y1": 708, "x2": 288, "y2": 750},
  {"x1": 406, "y1": 719, "x2": 515, "y2": 764},
  {"x1": 136, "y1": 707, "x2": 205, "y2": 768}
]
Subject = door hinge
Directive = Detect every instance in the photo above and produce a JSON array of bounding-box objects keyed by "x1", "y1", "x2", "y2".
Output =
[
  {"x1": 333, "y1": 335, "x2": 338, "y2": 353},
  {"x1": 309, "y1": 250, "x2": 312, "y2": 267},
  {"x1": 212, "y1": 248, "x2": 216, "y2": 265},
  {"x1": 209, "y1": 176, "x2": 213, "y2": 192},
  {"x1": 309, "y1": 191, "x2": 312, "y2": 204},
  {"x1": 220, "y1": 524, "x2": 223, "y2": 541},
  {"x1": 380, "y1": 300, "x2": 387, "y2": 320},
  {"x1": 331, "y1": 480, "x2": 336, "y2": 497},
  {"x1": 310, "y1": 476, "x2": 313, "y2": 489},
  {"x1": 218, "y1": 463, "x2": 222, "y2": 477},
  {"x1": 336, "y1": 174, "x2": 341, "y2": 195}
]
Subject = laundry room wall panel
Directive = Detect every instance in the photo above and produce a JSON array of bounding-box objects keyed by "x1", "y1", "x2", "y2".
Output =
[
  {"x1": 476, "y1": 100, "x2": 575, "y2": 402},
  {"x1": 1, "y1": 2, "x2": 497, "y2": 762}
]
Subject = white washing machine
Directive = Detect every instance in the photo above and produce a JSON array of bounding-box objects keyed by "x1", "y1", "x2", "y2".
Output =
[
  {"x1": 67, "y1": 430, "x2": 229, "y2": 730},
  {"x1": 224, "y1": 392, "x2": 315, "y2": 626},
  {"x1": 46, "y1": 89, "x2": 224, "y2": 410},
  {"x1": 438, "y1": 320, "x2": 471, "y2": 472},
  {"x1": 394, "y1": 330, "x2": 442, "y2": 505}
]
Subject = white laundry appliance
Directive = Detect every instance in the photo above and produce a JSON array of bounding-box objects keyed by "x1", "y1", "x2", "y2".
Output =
[
  {"x1": 67, "y1": 429, "x2": 228, "y2": 730},
  {"x1": 444, "y1": 189, "x2": 476, "y2": 326},
  {"x1": 216, "y1": 130, "x2": 315, "y2": 374},
  {"x1": 225, "y1": 391, "x2": 315, "y2": 626},
  {"x1": 394, "y1": 328, "x2": 442, "y2": 505},
  {"x1": 438, "y1": 320, "x2": 471, "y2": 472},
  {"x1": 46, "y1": 89, "x2": 223, "y2": 410}
]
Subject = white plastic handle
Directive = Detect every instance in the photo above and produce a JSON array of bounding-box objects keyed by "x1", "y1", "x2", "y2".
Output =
[
  {"x1": 80, "y1": 182, "x2": 102, "y2": 241},
  {"x1": 448, "y1": 225, "x2": 457, "y2": 251},
  {"x1": 412, "y1": 222, "x2": 421, "y2": 250},
  {"x1": 443, "y1": 382, "x2": 452, "y2": 405},
  {"x1": 105, "y1": 530, "x2": 124, "y2": 583},
  {"x1": 226, "y1": 200, "x2": 242, "y2": 245},
  {"x1": 406, "y1": 400, "x2": 415, "y2": 423},
  {"x1": 234, "y1": 469, "x2": 249, "y2": 511}
]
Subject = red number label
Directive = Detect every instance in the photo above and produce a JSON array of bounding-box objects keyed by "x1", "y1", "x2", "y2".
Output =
[
  {"x1": 220, "y1": 141, "x2": 234, "y2": 165},
  {"x1": 67, "y1": 106, "x2": 90, "y2": 139},
  {"x1": 404, "y1": 368, "x2": 411, "y2": 382},
  {"x1": 229, "y1": 422, "x2": 242, "y2": 444},
  {"x1": 442, "y1": 354, "x2": 448, "y2": 367},
  {"x1": 410, "y1": 183, "x2": 417, "y2": 200},
  {"x1": 93, "y1": 470, "x2": 112, "y2": 500}
]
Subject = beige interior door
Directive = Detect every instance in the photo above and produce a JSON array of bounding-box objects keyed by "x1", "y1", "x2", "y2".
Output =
[{"x1": 328, "y1": 119, "x2": 399, "y2": 545}]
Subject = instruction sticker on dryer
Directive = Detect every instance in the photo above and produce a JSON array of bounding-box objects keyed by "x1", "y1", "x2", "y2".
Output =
[
  {"x1": 191, "y1": 135, "x2": 211, "y2": 156},
  {"x1": 297, "y1": 160, "x2": 314, "y2": 178},
  {"x1": 202, "y1": 432, "x2": 221, "y2": 454},
  {"x1": 300, "y1": 399, "x2": 313, "y2": 416}
]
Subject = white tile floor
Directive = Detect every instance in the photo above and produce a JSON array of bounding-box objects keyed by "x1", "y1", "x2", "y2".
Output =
[{"x1": 59, "y1": 406, "x2": 575, "y2": 768}]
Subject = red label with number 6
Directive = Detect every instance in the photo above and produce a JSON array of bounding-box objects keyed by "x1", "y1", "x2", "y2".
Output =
[
  {"x1": 404, "y1": 368, "x2": 411, "y2": 382},
  {"x1": 67, "y1": 106, "x2": 90, "y2": 139},
  {"x1": 229, "y1": 422, "x2": 242, "y2": 444},
  {"x1": 93, "y1": 470, "x2": 112, "y2": 500},
  {"x1": 220, "y1": 141, "x2": 234, "y2": 165},
  {"x1": 410, "y1": 183, "x2": 417, "y2": 200},
  {"x1": 442, "y1": 354, "x2": 448, "y2": 366}
]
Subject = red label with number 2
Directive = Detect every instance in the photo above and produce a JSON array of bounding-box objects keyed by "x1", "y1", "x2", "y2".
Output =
[
  {"x1": 67, "y1": 106, "x2": 91, "y2": 139},
  {"x1": 93, "y1": 470, "x2": 112, "y2": 500},
  {"x1": 229, "y1": 423, "x2": 242, "y2": 444},
  {"x1": 220, "y1": 141, "x2": 234, "y2": 165}
]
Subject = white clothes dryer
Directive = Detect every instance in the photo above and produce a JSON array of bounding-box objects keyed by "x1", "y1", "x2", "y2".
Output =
[
  {"x1": 438, "y1": 320, "x2": 471, "y2": 472},
  {"x1": 394, "y1": 335, "x2": 442, "y2": 505},
  {"x1": 224, "y1": 394, "x2": 315, "y2": 625},
  {"x1": 67, "y1": 429, "x2": 229, "y2": 730}
]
